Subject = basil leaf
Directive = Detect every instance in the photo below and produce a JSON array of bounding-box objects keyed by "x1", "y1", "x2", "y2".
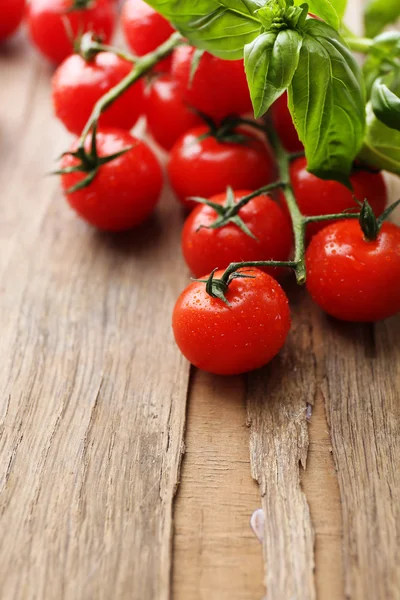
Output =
[
  {"x1": 288, "y1": 19, "x2": 365, "y2": 184},
  {"x1": 294, "y1": 0, "x2": 340, "y2": 29},
  {"x1": 359, "y1": 103, "x2": 400, "y2": 176},
  {"x1": 331, "y1": 0, "x2": 347, "y2": 19},
  {"x1": 364, "y1": 0, "x2": 400, "y2": 39},
  {"x1": 144, "y1": 0, "x2": 262, "y2": 59},
  {"x1": 371, "y1": 77, "x2": 400, "y2": 131},
  {"x1": 363, "y1": 32, "x2": 400, "y2": 97},
  {"x1": 244, "y1": 29, "x2": 303, "y2": 118}
]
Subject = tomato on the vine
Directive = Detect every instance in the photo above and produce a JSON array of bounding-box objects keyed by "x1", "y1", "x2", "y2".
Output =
[
  {"x1": 270, "y1": 93, "x2": 303, "y2": 153},
  {"x1": 305, "y1": 220, "x2": 400, "y2": 322},
  {"x1": 168, "y1": 125, "x2": 277, "y2": 210},
  {"x1": 182, "y1": 190, "x2": 292, "y2": 278},
  {"x1": 52, "y1": 52, "x2": 145, "y2": 135},
  {"x1": 173, "y1": 268, "x2": 291, "y2": 375},
  {"x1": 121, "y1": 0, "x2": 174, "y2": 73},
  {"x1": 290, "y1": 158, "x2": 387, "y2": 239},
  {"x1": 171, "y1": 46, "x2": 253, "y2": 121},
  {"x1": 27, "y1": 0, "x2": 115, "y2": 64},
  {"x1": 0, "y1": 0, "x2": 25, "y2": 41},
  {"x1": 146, "y1": 75, "x2": 202, "y2": 151},
  {"x1": 60, "y1": 128, "x2": 163, "y2": 231}
]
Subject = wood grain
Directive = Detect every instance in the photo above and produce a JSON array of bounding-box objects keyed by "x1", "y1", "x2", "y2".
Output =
[
  {"x1": 0, "y1": 38, "x2": 189, "y2": 600},
  {"x1": 322, "y1": 315, "x2": 400, "y2": 600},
  {"x1": 246, "y1": 289, "x2": 316, "y2": 600},
  {"x1": 173, "y1": 371, "x2": 264, "y2": 600}
]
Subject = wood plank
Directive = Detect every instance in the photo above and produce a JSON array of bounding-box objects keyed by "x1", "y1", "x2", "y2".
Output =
[
  {"x1": 322, "y1": 314, "x2": 400, "y2": 600},
  {"x1": 173, "y1": 370, "x2": 265, "y2": 600},
  {"x1": 246, "y1": 288, "x2": 316, "y2": 600},
  {"x1": 0, "y1": 39, "x2": 189, "y2": 600}
]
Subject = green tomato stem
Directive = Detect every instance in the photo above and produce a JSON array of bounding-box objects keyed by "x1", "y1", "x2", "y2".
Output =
[
  {"x1": 345, "y1": 37, "x2": 374, "y2": 54},
  {"x1": 221, "y1": 260, "x2": 297, "y2": 284},
  {"x1": 225, "y1": 181, "x2": 285, "y2": 216},
  {"x1": 305, "y1": 212, "x2": 360, "y2": 223},
  {"x1": 77, "y1": 32, "x2": 184, "y2": 148},
  {"x1": 267, "y1": 125, "x2": 307, "y2": 284}
]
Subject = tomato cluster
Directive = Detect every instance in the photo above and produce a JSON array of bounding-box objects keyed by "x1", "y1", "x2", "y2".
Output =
[{"x1": 6, "y1": 0, "x2": 399, "y2": 375}]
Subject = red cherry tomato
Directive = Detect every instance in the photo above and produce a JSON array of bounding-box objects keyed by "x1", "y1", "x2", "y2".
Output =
[
  {"x1": 27, "y1": 0, "x2": 115, "y2": 64},
  {"x1": 306, "y1": 220, "x2": 400, "y2": 322},
  {"x1": 121, "y1": 0, "x2": 174, "y2": 73},
  {"x1": 270, "y1": 93, "x2": 303, "y2": 153},
  {"x1": 145, "y1": 75, "x2": 202, "y2": 151},
  {"x1": 290, "y1": 157, "x2": 387, "y2": 240},
  {"x1": 173, "y1": 268, "x2": 291, "y2": 375},
  {"x1": 182, "y1": 190, "x2": 293, "y2": 279},
  {"x1": 168, "y1": 125, "x2": 277, "y2": 210},
  {"x1": 60, "y1": 128, "x2": 163, "y2": 231},
  {"x1": 52, "y1": 52, "x2": 144, "y2": 135},
  {"x1": 0, "y1": 0, "x2": 25, "y2": 41},
  {"x1": 171, "y1": 46, "x2": 253, "y2": 121}
]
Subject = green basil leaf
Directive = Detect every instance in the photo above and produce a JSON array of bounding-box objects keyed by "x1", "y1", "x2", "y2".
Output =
[
  {"x1": 288, "y1": 19, "x2": 365, "y2": 184},
  {"x1": 359, "y1": 103, "x2": 400, "y2": 176},
  {"x1": 364, "y1": 0, "x2": 400, "y2": 39},
  {"x1": 294, "y1": 0, "x2": 340, "y2": 29},
  {"x1": 331, "y1": 0, "x2": 347, "y2": 19},
  {"x1": 144, "y1": 0, "x2": 262, "y2": 59},
  {"x1": 371, "y1": 77, "x2": 400, "y2": 131},
  {"x1": 244, "y1": 29, "x2": 303, "y2": 118},
  {"x1": 363, "y1": 34, "x2": 400, "y2": 97}
]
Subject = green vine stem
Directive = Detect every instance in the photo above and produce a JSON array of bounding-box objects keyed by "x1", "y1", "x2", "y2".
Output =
[
  {"x1": 77, "y1": 32, "x2": 183, "y2": 148},
  {"x1": 267, "y1": 125, "x2": 307, "y2": 284},
  {"x1": 345, "y1": 37, "x2": 374, "y2": 54}
]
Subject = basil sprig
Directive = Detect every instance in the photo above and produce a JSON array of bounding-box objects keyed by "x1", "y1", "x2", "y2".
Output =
[{"x1": 145, "y1": 0, "x2": 366, "y2": 183}]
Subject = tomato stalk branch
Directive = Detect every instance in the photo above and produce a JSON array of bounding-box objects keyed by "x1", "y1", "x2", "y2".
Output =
[{"x1": 77, "y1": 32, "x2": 183, "y2": 148}]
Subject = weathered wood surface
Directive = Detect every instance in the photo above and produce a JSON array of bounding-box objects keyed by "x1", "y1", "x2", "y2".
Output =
[
  {"x1": 1, "y1": 3, "x2": 400, "y2": 599},
  {"x1": 0, "y1": 36, "x2": 189, "y2": 600}
]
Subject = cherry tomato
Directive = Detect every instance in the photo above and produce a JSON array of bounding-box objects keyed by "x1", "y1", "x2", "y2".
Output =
[
  {"x1": 60, "y1": 128, "x2": 163, "y2": 231},
  {"x1": 290, "y1": 157, "x2": 387, "y2": 240},
  {"x1": 171, "y1": 46, "x2": 253, "y2": 121},
  {"x1": 0, "y1": 0, "x2": 25, "y2": 41},
  {"x1": 168, "y1": 125, "x2": 277, "y2": 210},
  {"x1": 52, "y1": 52, "x2": 144, "y2": 135},
  {"x1": 173, "y1": 268, "x2": 291, "y2": 375},
  {"x1": 146, "y1": 75, "x2": 203, "y2": 151},
  {"x1": 121, "y1": 0, "x2": 174, "y2": 73},
  {"x1": 182, "y1": 190, "x2": 293, "y2": 279},
  {"x1": 306, "y1": 220, "x2": 400, "y2": 322},
  {"x1": 27, "y1": 0, "x2": 115, "y2": 64},
  {"x1": 270, "y1": 93, "x2": 303, "y2": 153}
]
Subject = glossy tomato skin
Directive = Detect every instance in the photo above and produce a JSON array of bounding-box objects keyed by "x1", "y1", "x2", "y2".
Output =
[
  {"x1": 290, "y1": 157, "x2": 387, "y2": 240},
  {"x1": 28, "y1": 0, "x2": 115, "y2": 64},
  {"x1": 173, "y1": 268, "x2": 291, "y2": 375},
  {"x1": 0, "y1": 0, "x2": 25, "y2": 41},
  {"x1": 60, "y1": 128, "x2": 163, "y2": 231},
  {"x1": 270, "y1": 93, "x2": 303, "y2": 153},
  {"x1": 121, "y1": 0, "x2": 174, "y2": 73},
  {"x1": 182, "y1": 190, "x2": 293, "y2": 278},
  {"x1": 146, "y1": 75, "x2": 202, "y2": 151},
  {"x1": 168, "y1": 126, "x2": 277, "y2": 210},
  {"x1": 171, "y1": 46, "x2": 253, "y2": 121},
  {"x1": 306, "y1": 220, "x2": 400, "y2": 322},
  {"x1": 52, "y1": 52, "x2": 145, "y2": 135}
]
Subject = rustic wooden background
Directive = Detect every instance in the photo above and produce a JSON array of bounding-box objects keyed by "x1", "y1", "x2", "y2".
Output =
[{"x1": 0, "y1": 2, "x2": 399, "y2": 599}]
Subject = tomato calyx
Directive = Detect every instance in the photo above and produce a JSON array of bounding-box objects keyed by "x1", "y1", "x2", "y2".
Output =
[
  {"x1": 194, "y1": 267, "x2": 256, "y2": 306},
  {"x1": 190, "y1": 183, "x2": 285, "y2": 239},
  {"x1": 196, "y1": 114, "x2": 261, "y2": 145},
  {"x1": 67, "y1": 0, "x2": 93, "y2": 13},
  {"x1": 359, "y1": 198, "x2": 400, "y2": 241},
  {"x1": 55, "y1": 126, "x2": 134, "y2": 193}
]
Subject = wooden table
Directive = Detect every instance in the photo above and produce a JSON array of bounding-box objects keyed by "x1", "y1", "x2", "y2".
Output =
[{"x1": 0, "y1": 4, "x2": 399, "y2": 599}]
